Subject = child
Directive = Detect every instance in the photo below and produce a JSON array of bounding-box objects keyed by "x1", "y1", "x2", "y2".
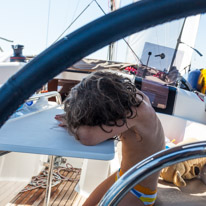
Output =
[{"x1": 56, "y1": 71, "x2": 165, "y2": 206}]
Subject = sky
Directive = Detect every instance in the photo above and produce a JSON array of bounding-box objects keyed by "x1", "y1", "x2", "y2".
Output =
[{"x1": 0, "y1": 0, "x2": 206, "y2": 70}]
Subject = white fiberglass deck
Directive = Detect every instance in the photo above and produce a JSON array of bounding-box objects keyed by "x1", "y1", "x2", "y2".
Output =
[{"x1": 0, "y1": 106, "x2": 115, "y2": 160}]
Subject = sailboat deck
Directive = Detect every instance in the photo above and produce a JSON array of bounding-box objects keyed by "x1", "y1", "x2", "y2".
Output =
[
  {"x1": 5, "y1": 169, "x2": 86, "y2": 206},
  {"x1": 1, "y1": 168, "x2": 206, "y2": 206},
  {"x1": 0, "y1": 181, "x2": 27, "y2": 206},
  {"x1": 1, "y1": 178, "x2": 206, "y2": 206},
  {"x1": 156, "y1": 178, "x2": 206, "y2": 206}
]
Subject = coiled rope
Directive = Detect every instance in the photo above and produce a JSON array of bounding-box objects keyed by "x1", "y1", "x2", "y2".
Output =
[{"x1": 21, "y1": 163, "x2": 81, "y2": 192}]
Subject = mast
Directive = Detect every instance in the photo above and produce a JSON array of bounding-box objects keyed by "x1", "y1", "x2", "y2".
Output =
[{"x1": 107, "y1": 0, "x2": 120, "y2": 61}]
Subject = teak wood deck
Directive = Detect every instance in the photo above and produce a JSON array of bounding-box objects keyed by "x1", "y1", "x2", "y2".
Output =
[
  {"x1": 2, "y1": 170, "x2": 206, "y2": 206},
  {"x1": 7, "y1": 169, "x2": 86, "y2": 206}
]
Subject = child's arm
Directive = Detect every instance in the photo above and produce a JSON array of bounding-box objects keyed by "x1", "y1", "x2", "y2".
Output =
[{"x1": 76, "y1": 116, "x2": 137, "y2": 146}]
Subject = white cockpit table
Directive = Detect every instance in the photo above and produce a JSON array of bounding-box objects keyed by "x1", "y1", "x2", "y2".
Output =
[{"x1": 0, "y1": 106, "x2": 115, "y2": 205}]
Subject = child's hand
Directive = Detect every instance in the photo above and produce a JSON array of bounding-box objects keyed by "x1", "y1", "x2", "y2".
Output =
[{"x1": 55, "y1": 114, "x2": 67, "y2": 128}]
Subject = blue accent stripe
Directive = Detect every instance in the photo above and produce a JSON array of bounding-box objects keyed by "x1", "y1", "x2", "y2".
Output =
[{"x1": 131, "y1": 188, "x2": 142, "y2": 198}]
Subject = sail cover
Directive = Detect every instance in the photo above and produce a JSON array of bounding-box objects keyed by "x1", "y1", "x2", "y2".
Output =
[{"x1": 67, "y1": 58, "x2": 135, "y2": 72}]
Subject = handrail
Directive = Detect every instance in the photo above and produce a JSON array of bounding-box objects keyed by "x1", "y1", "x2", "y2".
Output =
[
  {"x1": 99, "y1": 141, "x2": 206, "y2": 205},
  {"x1": 28, "y1": 91, "x2": 62, "y2": 105}
]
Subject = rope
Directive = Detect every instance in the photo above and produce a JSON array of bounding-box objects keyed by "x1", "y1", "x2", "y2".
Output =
[{"x1": 20, "y1": 163, "x2": 81, "y2": 192}]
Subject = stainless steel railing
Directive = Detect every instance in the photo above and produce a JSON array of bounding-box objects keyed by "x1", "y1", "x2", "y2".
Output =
[{"x1": 27, "y1": 91, "x2": 62, "y2": 105}]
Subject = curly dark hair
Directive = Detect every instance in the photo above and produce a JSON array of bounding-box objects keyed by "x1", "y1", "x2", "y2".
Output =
[{"x1": 64, "y1": 71, "x2": 143, "y2": 134}]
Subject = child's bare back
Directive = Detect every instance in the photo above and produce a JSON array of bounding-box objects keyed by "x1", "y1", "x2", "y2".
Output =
[
  {"x1": 120, "y1": 93, "x2": 165, "y2": 193},
  {"x1": 58, "y1": 71, "x2": 165, "y2": 205}
]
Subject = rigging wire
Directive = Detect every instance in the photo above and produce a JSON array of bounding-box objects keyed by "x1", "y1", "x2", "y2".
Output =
[
  {"x1": 190, "y1": 14, "x2": 203, "y2": 68},
  {"x1": 69, "y1": 0, "x2": 81, "y2": 33},
  {"x1": 0, "y1": 37, "x2": 13, "y2": 43},
  {"x1": 94, "y1": 0, "x2": 143, "y2": 65},
  {"x1": 46, "y1": 0, "x2": 52, "y2": 48},
  {"x1": 0, "y1": 37, "x2": 14, "y2": 52},
  {"x1": 53, "y1": 0, "x2": 95, "y2": 44}
]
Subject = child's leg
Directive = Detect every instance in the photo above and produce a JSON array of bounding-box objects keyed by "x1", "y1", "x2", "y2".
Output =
[
  {"x1": 82, "y1": 172, "x2": 117, "y2": 206},
  {"x1": 82, "y1": 171, "x2": 145, "y2": 206}
]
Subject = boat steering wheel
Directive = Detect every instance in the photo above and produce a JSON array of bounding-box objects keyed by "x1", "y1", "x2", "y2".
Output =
[
  {"x1": 0, "y1": 0, "x2": 206, "y2": 204},
  {"x1": 99, "y1": 141, "x2": 206, "y2": 205}
]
